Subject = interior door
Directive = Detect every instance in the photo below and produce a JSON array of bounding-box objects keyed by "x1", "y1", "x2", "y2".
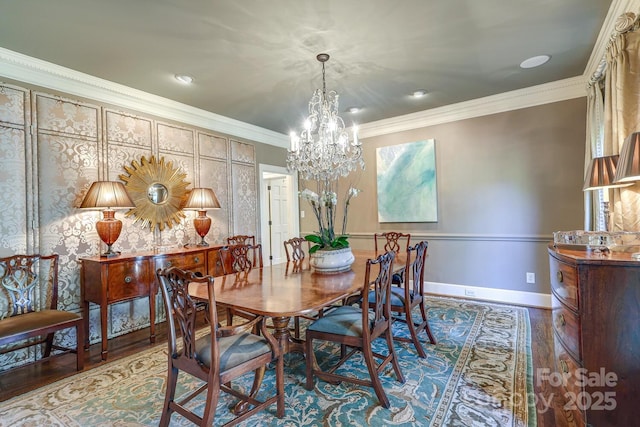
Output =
[{"x1": 266, "y1": 176, "x2": 289, "y2": 264}]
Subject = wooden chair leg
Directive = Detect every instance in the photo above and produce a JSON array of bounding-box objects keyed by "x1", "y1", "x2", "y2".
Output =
[
  {"x1": 294, "y1": 317, "x2": 301, "y2": 339},
  {"x1": 361, "y1": 344, "x2": 390, "y2": 408},
  {"x1": 159, "y1": 366, "x2": 179, "y2": 427},
  {"x1": 43, "y1": 332, "x2": 55, "y2": 357},
  {"x1": 418, "y1": 301, "x2": 437, "y2": 345},
  {"x1": 275, "y1": 352, "x2": 285, "y2": 418},
  {"x1": 76, "y1": 322, "x2": 85, "y2": 371},
  {"x1": 385, "y1": 329, "x2": 405, "y2": 384},
  {"x1": 404, "y1": 306, "x2": 427, "y2": 358}
]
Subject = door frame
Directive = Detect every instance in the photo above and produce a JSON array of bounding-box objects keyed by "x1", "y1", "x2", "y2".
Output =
[{"x1": 258, "y1": 164, "x2": 299, "y2": 265}]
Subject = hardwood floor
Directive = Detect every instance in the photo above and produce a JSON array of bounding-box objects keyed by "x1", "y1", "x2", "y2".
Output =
[{"x1": 0, "y1": 306, "x2": 560, "y2": 426}]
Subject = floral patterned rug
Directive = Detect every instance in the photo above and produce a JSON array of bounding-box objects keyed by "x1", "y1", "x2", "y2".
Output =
[{"x1": 0, "y1": 296, "x2": 535, "y2": 426}]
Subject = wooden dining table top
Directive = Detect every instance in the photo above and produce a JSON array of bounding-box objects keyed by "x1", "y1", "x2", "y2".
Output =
[{"x1": 189, "y1": 250, "x2": 403, "y2": 318}]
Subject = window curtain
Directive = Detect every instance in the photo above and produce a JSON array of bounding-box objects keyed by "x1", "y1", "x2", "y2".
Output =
[
  {"x1": 584, "y1": 82, "x2": 605, "y2": 230},
  {"x1": 587, "y1": 12, "x2": 640, "y2": 231}
]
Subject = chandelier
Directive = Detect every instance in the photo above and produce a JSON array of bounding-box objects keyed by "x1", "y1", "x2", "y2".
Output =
[{"x1": 287, "y1": 53, "x2": 364, "y2": 181}]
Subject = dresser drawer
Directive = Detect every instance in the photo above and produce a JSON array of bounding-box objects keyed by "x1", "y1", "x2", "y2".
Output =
[
  {"x1": 553, "y1": 335, "x2": 585, "y2": 427},
  {"x1": 154, "y1": 252, "x2": 206, "y2": 273},
  {"x1": 549, "y1": 255, "x2": 579, "y2": 311},
  {"x1": 106, "y1": 260, "x2": 151, "y2": 303},
  {"x1": 551, "y1": 294, "x2": 581, "y2": 362}
]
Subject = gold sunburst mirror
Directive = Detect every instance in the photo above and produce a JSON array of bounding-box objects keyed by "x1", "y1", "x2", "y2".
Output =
[{"x1": 119, "y1": 156, "x2": 190, "y2": 231}]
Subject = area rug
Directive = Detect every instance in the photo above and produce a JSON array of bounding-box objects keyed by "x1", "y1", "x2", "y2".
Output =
[{"x1": 0, "y1": 296, "x2": 535, "y2": 426}]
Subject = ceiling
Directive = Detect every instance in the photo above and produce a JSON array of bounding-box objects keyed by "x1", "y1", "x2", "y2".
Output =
[{"x1": 0, "y1": 1, "x2": 615, "y2": 136}]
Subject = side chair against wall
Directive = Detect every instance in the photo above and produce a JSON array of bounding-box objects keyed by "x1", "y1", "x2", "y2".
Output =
[
  {"x1": 369, "y1": 240, "x2": 436, "y2": 358},
  {"x1": 0, "y1": 254, "x2": 84, "y2": 372},
  {"x1": 305, "y1": 251, "x2": 405, "y2": 408},
  {"x1": 157, "y1": 267, "x2": 284, "y2": 427},
  {"x1": 218, "y1": 244, "x2": 264, "y2": 325},
  {"x1": 374, "y1": 232, "x2": 411, "y2": 284}
]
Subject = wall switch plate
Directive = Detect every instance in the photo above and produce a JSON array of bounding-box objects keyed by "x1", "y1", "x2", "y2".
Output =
[
  {"x1": 300, "y1": 210, "x2": 305, "y2": 218},
  {"x1": 526, "y1": 272, "x2": 535, "y2": 284}
]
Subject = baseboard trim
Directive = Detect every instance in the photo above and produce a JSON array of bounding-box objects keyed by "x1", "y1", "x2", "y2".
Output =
[{"x1": 424, "y1": 281, "x2": 551, "y2": 309}]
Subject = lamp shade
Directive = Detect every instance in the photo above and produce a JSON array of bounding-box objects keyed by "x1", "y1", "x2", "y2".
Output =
[
  {"x1": 80, "y1": 181, "x2": 135, "y2": 209},
  {"x1": 614, "y1": 132, "x2": 640, "y2": 183},
  {"x1": 183, "y1": 188, "x2": 221, "y2": 210},
  {"x1": 583, "y1": 155, "x2": 632, "y2": 191}
]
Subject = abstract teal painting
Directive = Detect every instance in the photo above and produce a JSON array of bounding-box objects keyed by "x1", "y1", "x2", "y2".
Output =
[{"x1": 376, "y1": 139, "x2": 437, "y2": 222}]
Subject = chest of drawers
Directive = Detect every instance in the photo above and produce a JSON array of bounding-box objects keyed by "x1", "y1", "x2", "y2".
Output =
[
  {"x1": 548, "y1": 245, "x2": 640, "y2": 427},
  {"x1": 80, "y1": 245, "x2": 224, "y2": 360}
]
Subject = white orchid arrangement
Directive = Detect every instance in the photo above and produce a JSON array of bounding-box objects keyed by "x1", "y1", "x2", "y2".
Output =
[{"x1": 300, "y1": 182, "x2": 361, "y2": 253}]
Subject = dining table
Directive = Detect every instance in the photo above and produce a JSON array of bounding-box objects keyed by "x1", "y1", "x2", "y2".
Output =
[{"x1": 189, "y1": 250, "x2": 404, "y2": 355}]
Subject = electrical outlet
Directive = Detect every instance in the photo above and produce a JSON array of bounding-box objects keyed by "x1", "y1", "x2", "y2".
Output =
[
  {"x1": 300, "y1": 210, "x2": 305, "y2": 218},
  {"x1": 526, "y1": 272, "x2": 535, "y2": 284},
  {"x1": 464, "y1": 288, "x2": 475, "y2": 297}
]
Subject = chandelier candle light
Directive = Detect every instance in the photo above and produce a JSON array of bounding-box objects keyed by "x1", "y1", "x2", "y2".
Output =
[{"x1": 287, "y1": 54, "x2": 364, "y2": 269}]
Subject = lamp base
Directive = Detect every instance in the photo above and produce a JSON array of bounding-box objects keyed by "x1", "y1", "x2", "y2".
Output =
[
  {"x1": 96, "y1": 210, "x2": 123, "y2": 258},
  {"x1": 101, "y1": 245, "x2": 121, "y2": 258},
  {"x1": 193, "y1": 211, "x2": 212, "y2": 247}
]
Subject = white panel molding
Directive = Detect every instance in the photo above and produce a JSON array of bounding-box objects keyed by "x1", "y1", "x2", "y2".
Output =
[
  {"x1": 0, "y1": 47, "x2": 290, "y2": 149},
  {"x1": 358, "y1": 76, "x2": 586, "y2": 139},
  {"x1": 425, "y1": 281, "x2": 552, "y2": 309}
]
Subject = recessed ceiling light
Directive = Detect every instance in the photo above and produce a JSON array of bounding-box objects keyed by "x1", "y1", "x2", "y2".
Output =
[
  {"x1": 412, "y1": 90, "x2": 428, "y2": 98},
  {"x1": 174, "y1": 74, "x2": 194, "y2": 84},
  {"x1": 347, "y1": 107, "x2": 361, "y2": 113},
  {"x1": 519, "y1": 55, "x2": 551, "y2": 69}
]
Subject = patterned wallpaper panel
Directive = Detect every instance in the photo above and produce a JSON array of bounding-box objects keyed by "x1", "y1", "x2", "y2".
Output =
[
  {"x1": 200, "y1": 157, "x2": 230, "y2": 245},
  {"x1": 232, "y1": 163, "x2": 257, "y2": 236},
  {"x1": 158, "y1": 122, "x2": 195, "y2": 155},
  {"x1": 105, "y1": 110, "x2": 153, "y2": 148},
  {"x1": 35, "y1": 94, "x2": 99, "y2": 138},
  {"x1": 0, "y1": 85, "x2": 26, "y2": 126},
  {"x1": 0, "y1": 127, "x2": 28, "y2": 254},
  {"x1": 231, "y1": 139, "x2": 256, "y2": 163},
  {"x1": 199, "y1": 133, "x2": 228, "y2": 160}
]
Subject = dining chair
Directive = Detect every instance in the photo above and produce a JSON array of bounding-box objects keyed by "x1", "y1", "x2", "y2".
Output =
[
  {"x1": 218, "y1": 243, "x2": 264, "y2": 325},
  {"x1": 369, "y1": 240, "x2": 436, "y2": 358},
  {"x1": 227, "y1": 235, "x2": 256, "y2": 246},
  {"x1": 283, "y1": 237, "x2": 317, "y2": 339},
  {"x1": 374, "y1": 232, "x2": 411, "y2": 284},
  {"x1": 305, "y1": 251, "x2": 405, "y2": 409},
  {"x1": 157, "y1": 267, "x2": 284, "y2": 426}
]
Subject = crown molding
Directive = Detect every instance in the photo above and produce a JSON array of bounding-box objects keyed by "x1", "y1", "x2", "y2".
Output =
[
  {"x1": 0, "y1": 47, "x2": 290, "y2": 148},
  {"x1": 358, "y1": 76, "x2": 586, "y2": 139}
]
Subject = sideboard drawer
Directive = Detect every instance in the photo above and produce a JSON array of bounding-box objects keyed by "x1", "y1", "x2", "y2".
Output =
[
  {"x1": 107, "y1": 260, "x2": 151, "y2": 303},
  {"x1": 549, "y1": 255, "x2": 579, "y2": 311},
  {"x1": 154, "y1": 252, "x2": 206, "y2": 275},
  {"x1": 553, "y1": 335, "x2": 585, "y2": 427},
  {"x1": 551, "y1": 294, "x2": 581, "y2": 362}
]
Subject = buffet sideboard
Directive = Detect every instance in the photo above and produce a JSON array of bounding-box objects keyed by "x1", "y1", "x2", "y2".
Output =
[
  {"x1": 80, "y1": 245, "x2": 227, "y2": 360},
  {"x1": 548, "y1": 244, "x2": 640, "y2": 427}
]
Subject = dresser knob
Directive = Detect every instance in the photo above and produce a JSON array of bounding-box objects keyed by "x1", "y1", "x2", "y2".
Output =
[
  {"x1": 166, "y1": 261, "x2": 173, "y2": 268},
  {"x1": 556, "y1": 271, "x2": 563, "y2": 282},
  {"x1": 124, "y1": 276, "x2": 132, "y2": 284},
  {"x1": 194, "y1": 256, "x2": 200, "y2": 263}
]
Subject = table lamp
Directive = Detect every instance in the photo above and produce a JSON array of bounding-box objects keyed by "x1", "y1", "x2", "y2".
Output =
[
  {"x1": 80, "y1": 181, "x2": 135, "y2": 257},
  {"x1": 183, "y1": 188, "x2": 221, "y2": 246}
]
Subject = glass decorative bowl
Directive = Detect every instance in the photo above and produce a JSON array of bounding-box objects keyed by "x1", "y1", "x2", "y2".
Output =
[{"x1": 553, "y1": 230, "x2": 640, "y2": 252}]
